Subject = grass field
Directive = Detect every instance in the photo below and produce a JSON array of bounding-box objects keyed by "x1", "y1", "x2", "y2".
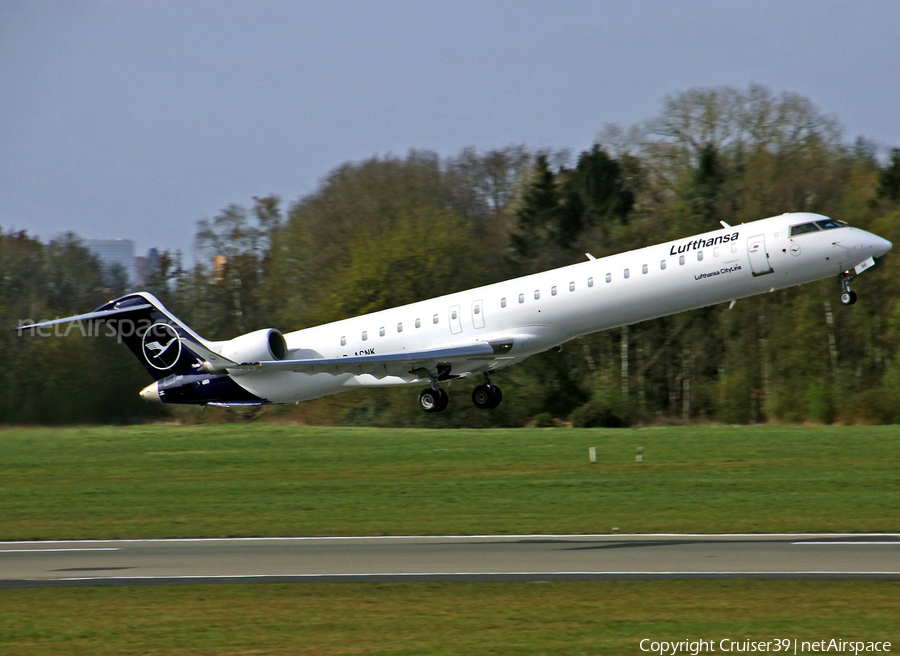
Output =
[
  {"x1": 2, "y1": 424, "x2": 898, "y2": 653},
  {"x1": 2, "y1": 424, "x2": 899, "y2": 540},
  {"x1": 1, "y1": 580, "x2": 898, "y2": 655}
]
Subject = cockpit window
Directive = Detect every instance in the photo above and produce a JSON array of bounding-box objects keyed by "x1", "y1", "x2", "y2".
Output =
[
  {"x1": 815, "y1": 219, "x2": 847, "y2": 230},
  {"x1": 790, "y1": 222, "x2": 821, "y2": 237}
]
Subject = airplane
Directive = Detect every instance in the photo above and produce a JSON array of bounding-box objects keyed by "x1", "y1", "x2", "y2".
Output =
[{"x1": 15, "y1": 212, "x2": 892, "y2": 413}]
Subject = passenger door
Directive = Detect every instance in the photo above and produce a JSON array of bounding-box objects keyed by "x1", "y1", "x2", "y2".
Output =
[{"x1": 747, "y1": 234, "x2": 774, "y2": 277}]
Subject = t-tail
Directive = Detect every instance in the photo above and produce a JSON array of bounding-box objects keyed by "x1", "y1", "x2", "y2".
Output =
[{"x1": 15, "y1": 292, "x2": 271, "y2": 407}]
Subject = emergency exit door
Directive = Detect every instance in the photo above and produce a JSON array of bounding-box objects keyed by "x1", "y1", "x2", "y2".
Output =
[
  {"x1": 472, "y1": 299, "x2": 485, "y2": 329},
  {"x1": 449, "y1": 305, "x2": 462, "y2": 334}
]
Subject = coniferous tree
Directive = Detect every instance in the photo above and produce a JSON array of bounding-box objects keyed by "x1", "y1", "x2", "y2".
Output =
[
  {"x1": 878, "y1": 148, "x2": 900, "y2": 202},
  {"x1": 510, "y1": 155, "x2": 561, "y2": 265}
]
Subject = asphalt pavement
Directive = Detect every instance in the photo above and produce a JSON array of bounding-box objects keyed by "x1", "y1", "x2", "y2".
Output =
[{"x1": 3, "y1": 533, "x2": 899, "y2": 587}]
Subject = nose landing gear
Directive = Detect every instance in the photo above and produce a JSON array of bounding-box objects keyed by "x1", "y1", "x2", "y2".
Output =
[
  {"x1": 839, "y1": 273, "x2": 858, "y2": 306},
  {"x1": 840, "y1": 290, "x2": 858, "y2": 305}
]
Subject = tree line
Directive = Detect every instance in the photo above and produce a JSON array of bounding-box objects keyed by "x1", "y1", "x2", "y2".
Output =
[{"x1": 4, "y1": 84, "x2": 900, "y2": 426}]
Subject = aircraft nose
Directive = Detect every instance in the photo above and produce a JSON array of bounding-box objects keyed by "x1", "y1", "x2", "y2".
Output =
[
  {"x1": 852, "y1": 228, "x2": 892, "y2": 258},
  {"x1": 874, "y1": 235, "x2": 892, "y2": 257},
  {"x1": 139, "y1": 381, "x2": 161, "y2": 402}
]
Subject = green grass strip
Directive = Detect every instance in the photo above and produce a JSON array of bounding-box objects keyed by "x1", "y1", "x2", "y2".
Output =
[
  {"x1": 0, "y1": 581, "x2": 897, "y2": 655},
  {"x1": 1, "y1": 425, "x2": 898, "y2": 540}
]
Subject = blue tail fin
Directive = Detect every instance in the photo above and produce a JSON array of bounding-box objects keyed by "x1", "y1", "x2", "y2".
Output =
[{"x1": 88, "y1": 293, "x2": 208, "y2": 380}]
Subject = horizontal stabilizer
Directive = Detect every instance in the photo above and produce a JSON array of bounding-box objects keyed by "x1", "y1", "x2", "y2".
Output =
[
  {"x1": 13, "y1": 304, "x2": 153, "y2": 332},
  {"x1": 178, "y1": 337, "x2": 238, "y2": 372}
]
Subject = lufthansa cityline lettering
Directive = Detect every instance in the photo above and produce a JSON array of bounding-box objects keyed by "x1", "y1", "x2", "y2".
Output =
[
  {"x1": 670, "y1": 232, "x2": 740, "y2": 255},
  {"x1": 695, "y1": 265, "x2": 743, "y2": 281}
]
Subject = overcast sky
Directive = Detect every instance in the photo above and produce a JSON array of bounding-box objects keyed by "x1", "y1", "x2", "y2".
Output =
[{"x1": 2, "y1": 0, "x2": 899, "y2": 259}]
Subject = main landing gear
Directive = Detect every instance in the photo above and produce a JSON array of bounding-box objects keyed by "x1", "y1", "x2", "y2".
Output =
[
  {"x1": 839, "y1": 272, "x2": 858, "y2": 306},
  {"x1": 417, "y1": 375, "x2": 503, "y2": 413},
  {"x1": 472, "y1": 383, "x2": 502, "y2": 409},
  {"x1": 418, "y1": 386, "x2": 449, "y2": 413}
]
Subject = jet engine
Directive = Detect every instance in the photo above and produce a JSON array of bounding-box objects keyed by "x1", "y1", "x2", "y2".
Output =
[{"x1": 215, "y1": 328, "x2": 287, "y2": 363}]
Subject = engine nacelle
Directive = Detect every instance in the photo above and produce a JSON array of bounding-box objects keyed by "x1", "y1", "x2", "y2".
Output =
[{"x1": 215, "y1": 328, "x2": 287, "y2": 364}]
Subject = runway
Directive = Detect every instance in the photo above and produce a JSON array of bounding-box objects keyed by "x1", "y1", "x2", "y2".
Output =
[{"x1": 2, "y1": 534, "x2": 899, "y2": 588}]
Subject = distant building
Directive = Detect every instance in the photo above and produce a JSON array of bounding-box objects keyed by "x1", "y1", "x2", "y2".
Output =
[
  {"x1": 135, "y1": 247, "x2": 161, "y2": 287},
  {"x1": 84, "y1": 238, "x2": 137, "y2": 284}
]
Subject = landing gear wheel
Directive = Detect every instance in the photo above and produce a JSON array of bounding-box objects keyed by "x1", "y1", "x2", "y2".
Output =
[
  {"x1": 489, "y1": 385, "x2": 502, "y2": 408},
  {"x1": 419, "y1": 388, "x2": 449, "y2": 413},
  {"x1": 472, "y1": 385, "x2": 492, "y2": 409},
  {"x1": 840, "y1": 290, "x2": 858, "y2": 306},
  {"x1": 472, "y1": 384, "x2": 502, "y2": 409},
  {"x1": 839, "y1": 273, "x2": 858, "y2": 306}
]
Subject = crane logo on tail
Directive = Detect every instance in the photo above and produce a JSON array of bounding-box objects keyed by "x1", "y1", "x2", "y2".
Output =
[{"x1": 141, "y1": 323, "x2": 182, "y2": 370}]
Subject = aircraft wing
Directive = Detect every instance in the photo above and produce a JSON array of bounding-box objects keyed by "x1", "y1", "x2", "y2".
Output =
[{"x1": 229, "y1": 340, "x2": 513, "y2": 379}]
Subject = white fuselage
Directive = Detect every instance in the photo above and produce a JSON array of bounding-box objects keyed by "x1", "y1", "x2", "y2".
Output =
[{"x1": 231, "y1": 212, "x2": 891, "y2": 403}]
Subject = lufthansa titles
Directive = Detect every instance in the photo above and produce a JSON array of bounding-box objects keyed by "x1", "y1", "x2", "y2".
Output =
[{"x1": 670, "y1": 232, "x2": 739, "y2": 256}]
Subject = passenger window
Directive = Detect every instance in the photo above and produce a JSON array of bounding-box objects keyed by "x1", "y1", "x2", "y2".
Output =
[
  {"x1": 714, "y1": 247, "x2": 720, "y2": 257},
  {"x1": 340, "y1": 336, "x2": 346, "y2": 346},
  {"x1": 474, "y1": 305, "x2": 481, "y2": 314},
  {"x1": 433, "y1": 314, "x2": 439, "y2": 324},
  {"x1": 501, "y1": 297, "x2": 507, "y2": 308},
  {"x1": 569, "y1": 282, "x2": 575, "y2": 292},
  {"x1": 587, "y1": 277, "x2": 594, "y2": 287},
  {"x1": 605, "y1": 273, "x2": 612, "y2": 283},
  {"x1": 415, "y1": 318, "x2": 421, "y2": 328},
  {"x1": 731, "y1": 243, "x2": 738, "y2": 254},
  {"x1": 397, "y1": 323, "x2": 403, "y2": 333},
  {"x1": 362, "y1": 331, "x2": 368, "y2": 341},
  {"x1": 551, "y1": 286, "x2": 557, "y2": 296},
  {"x1": 379, "y1": 327, "x2": 385, "y2": 337},
  {"x1": 697, "y1": 251, "x2": 703, "y2": 261},
  {"x1": 518, "y1": 293, "x2": 525, "y2": 304},
  {"x1": 660, "y1": 260, "x2": 666, "y2": 270},
  {"x1": 534, "y1": 290, "x2": 540, "y2": 300},
  {"x1": 642, "y1": 264, "x2": 648, "y2": 274},
  {"x1": 790, "y1": 223, "x2": 820, "y2": 236},
  {"x1": 451, "y1": 310, "x2": 458, "y2": 320},
  {"x1": 624, "y1": 268, "x2": 630, "y2": 279}
]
